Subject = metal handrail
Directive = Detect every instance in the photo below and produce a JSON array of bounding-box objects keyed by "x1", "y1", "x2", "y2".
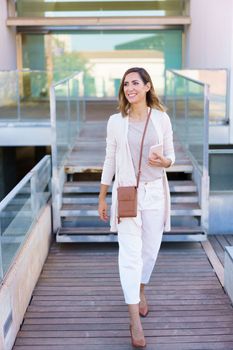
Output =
[
  {"x1": 169, "y1": 69, "x2": 207, "y2": 87},
  {"x1": 209, "y1": 149, "x2": 233, "y2": 154},
  {"x1": 51, "y1": 72, "x2": 80, "y2": 87}
]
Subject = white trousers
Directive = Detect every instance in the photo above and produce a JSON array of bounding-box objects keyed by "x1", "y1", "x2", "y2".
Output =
[{"x1": 117, "y1": 178, "x2": 165, "y2": 304}]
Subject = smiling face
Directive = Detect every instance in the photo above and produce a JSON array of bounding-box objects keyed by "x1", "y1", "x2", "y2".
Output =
[{"x1": 123, "y1": 72, "x2": 151, "y2": 106}]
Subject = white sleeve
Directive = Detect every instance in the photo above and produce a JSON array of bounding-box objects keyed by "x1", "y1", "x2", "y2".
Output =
[
  {"x1": 163, "y1": 112, "x2": 175, "y2": 166},
  {"x1": 101, "y1": 116, "x2": 117, "y2": 185}
]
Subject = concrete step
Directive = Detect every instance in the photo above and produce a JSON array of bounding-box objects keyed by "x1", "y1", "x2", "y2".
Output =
[
  {"x1": 60, "y1": 202, "x2": 202, "y2": 217},
  {"x1": 63, "y1": 180, "x2": 197, "y2": 194},
  {"x1": 62, "y1": 193, "x2": 199, "y2": 204},
  {"x1": 56, "y1": 225, "x2": 205, "y2": 242},
  {"x1": 65, "y1": 163, "x2": 193, "y2": 174},
  {"x1": 58, "y1": 226, "x2": 203, "y2": 235}
]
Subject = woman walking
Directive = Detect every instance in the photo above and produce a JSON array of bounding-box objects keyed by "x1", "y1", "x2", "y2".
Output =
[{"x1": 98, "y1": 67, "x2": 175, "y2": 348}]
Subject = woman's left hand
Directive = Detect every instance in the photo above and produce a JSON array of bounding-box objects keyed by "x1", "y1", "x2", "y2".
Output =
[{"x1": 148, "y1": 153, "x2": 172, "y2": 168}]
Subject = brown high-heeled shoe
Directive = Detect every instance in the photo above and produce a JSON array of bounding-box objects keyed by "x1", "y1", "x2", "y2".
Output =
[{"x1": 129, "y1": 325, "x2": 146, "y2": 348}]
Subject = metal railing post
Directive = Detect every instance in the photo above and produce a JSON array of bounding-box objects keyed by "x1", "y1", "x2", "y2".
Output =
[
  {"x1": 184, "y1": 79, "x2": 189, "y2": 149},
  {"x1": 0, "y1": 216, "x2": 3, "y2": 281},
  {"x1": 201, "y1": 83, "x2": 210, "y2": 234},
  {"x1": 172, "y1": 74, "x2": 177, "y2": 131},
  {"x1": 30, "y1": 171, "x2": 39, "y2": 221},
  {"x1": 16, "y1": 70, "x2": 21, "y2": 122},
  {"x1": 67, "y1": 80, "x2": 71, "y2": 149},
  {"x1": 164, "y1": 69, "x2": 167, "y2": 106},
  {"x1": 76, "y1": 81, "x2": 80, "y2": 133},
  {"x1": 50, "y1": 86, "x2": 61, "y2": 233}
]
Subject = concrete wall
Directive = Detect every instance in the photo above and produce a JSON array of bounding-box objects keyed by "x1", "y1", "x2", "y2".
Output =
[
  {"x1": 0, "y1": 126, "x2": 52, "y2": 146},
  {"x1": 209, "y1": 193, "x2": 233, "y2": 235},
  {"x1": 0, "y1": 1, "x2": 17, "y2": 70},
  {"x1": 0, "y1": 205, "x2": 52, "y2": 350},
  {"x1": 225, "y1": 247, "x2": 233, "y2": 304},
  {"x1": 185, "y1": 0, "x2": 233, "y2": 143}
]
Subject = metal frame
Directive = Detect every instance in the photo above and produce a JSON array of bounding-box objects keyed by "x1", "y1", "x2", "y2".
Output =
[
  {"x1": 7, "y1": 16, "x2": 191, "y2": 28},
  {"x1": 17, "y1": 25, "x2": 184, "y2": 33}
]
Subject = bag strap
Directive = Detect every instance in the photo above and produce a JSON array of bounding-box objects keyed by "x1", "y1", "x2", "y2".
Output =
[{"x1": 136, "y1": 108, "x2": 152, "y2": 188}]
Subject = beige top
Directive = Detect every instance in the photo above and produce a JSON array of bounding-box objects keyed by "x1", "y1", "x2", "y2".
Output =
[{"x1": 128, "y1": 118, "x2": 163, "y2": 182}]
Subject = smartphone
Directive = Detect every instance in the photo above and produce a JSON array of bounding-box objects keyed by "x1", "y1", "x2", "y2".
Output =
[{"x1": 149, "y1": 143, "x2": 163, "y2": 158}]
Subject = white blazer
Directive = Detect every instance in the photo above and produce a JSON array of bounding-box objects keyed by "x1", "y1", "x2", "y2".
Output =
[{"x1": 101, "y1": 108, "x2": 175, "y2": 232}]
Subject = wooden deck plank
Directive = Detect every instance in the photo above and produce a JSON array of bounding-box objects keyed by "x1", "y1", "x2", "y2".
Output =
[
  {"x1": 26, "y1": 304, "x2": 232, "y2": 312},
  {"x1": 30, "y1": 296, "x2": 231, "y2": 308},
  {"x1": 13, "y1": 242, "x2": 233, "y2": 349},
  {"x1": 201, "y1": 240, "x2": 224, "y2": 286},
  {"x1": 225, "y1": 235, "x2": 233, "y2": 246},
  {"x1": 22, "y1": 314, "x2": 233, "y2": 325},
  {"x1": 24, "y1": 309, "x2": 233, "y2": 318},
  {"x1": 17, "y1": 327, "x2": 233, "y2": 338},
  {"x1": 12, "y1": 342, "x2": 233, "y2": 350},
  {"x1": 14, "y1": 334, "x2": 233, "y2": 345},
  {"x1": 31, "y1": 293, "x2": 230, "y2": 302},
  {"x1": 207, "y1": 234, "x2": 233, "y2": 270},
  {"x1": 21, "y1": 320, "x2": 233, "y2": 331},
  {"x1": 216, "y1": 235, "x2": 232, "y2": 257},
  {"x1": 208, "y1": 236, "x2": 225, "y2": 265}
]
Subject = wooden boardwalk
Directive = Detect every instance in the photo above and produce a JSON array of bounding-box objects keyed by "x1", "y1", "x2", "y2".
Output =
[{"x1": 13, "y1": 241, "x2": 233, "y2": 350}]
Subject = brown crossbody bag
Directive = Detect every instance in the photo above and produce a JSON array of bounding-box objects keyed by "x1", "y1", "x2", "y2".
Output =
[{"x1": 117, "y1": 108, "x2": 152, "y2": 223}]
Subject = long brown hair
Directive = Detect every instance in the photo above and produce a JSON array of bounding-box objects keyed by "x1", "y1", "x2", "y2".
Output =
[{"x1": 118, "y1": 67, "x2": 165, "y2": 116}]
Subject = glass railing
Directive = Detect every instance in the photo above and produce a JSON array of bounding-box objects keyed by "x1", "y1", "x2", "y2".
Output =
[
  {"x1": 0, "y1": 70, "x2": 121, "y2": 123},
  {"x1": 0, "y1": 70, "x2": 50, "y2": 122},
  {"x1": 165, "y1": 69, "x2": 209, "y2": 172},
  {"x1": 165, "y1": 69, "x2": 210, "y2": 233},
  {"x1": 0, "y1": 155, "x2": 51, "y2": 282},
  {"x1": 0, "y1": 69, "x2": 168, "y2": 123},
  {"x1": 50, "y1": 72, "x2": 85, "y2": 231},
  {"x1": 166, "y1": 69, "x2": 228, "y2": 124},
  {"x1": 0, "y1": 70, "x2": 78, "y2": 123}
]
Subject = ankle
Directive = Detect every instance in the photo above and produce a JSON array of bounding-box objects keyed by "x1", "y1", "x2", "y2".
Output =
[
  {"x1": 140, "y1": 293, "x2": 146, "y2": 302},
  {"x1": 130, "y1": 319, "x2": 143, "y2": 329}
]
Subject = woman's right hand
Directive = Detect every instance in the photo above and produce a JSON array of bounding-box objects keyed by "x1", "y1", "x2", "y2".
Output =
[{"x1": 98, "y1": 198, "x2": 108, "y2": 222}]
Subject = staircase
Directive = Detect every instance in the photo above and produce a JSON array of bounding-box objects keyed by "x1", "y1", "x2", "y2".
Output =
[{"x1": 56, "y1": 105, "x2": 206, "y2": 243}]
